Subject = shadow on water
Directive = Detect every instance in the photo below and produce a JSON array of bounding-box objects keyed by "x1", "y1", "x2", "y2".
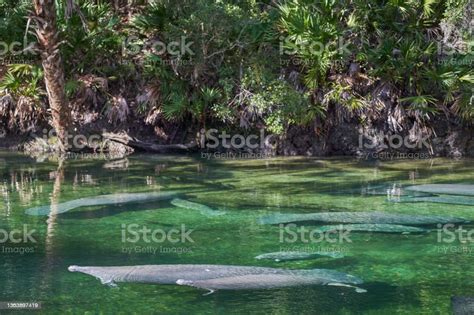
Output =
[
  {"x1": 197, "y1": 281, "x2": 414, "y2": 314},
  {"x1": 229, "y1": 203, "x2": 351, "y2": 212},
  {"x1": 53, "y1": 192, "x2": 230, "y2": 220},
  {"x1": 55, "y1": 199, "x2": 177, "y2": 220}
]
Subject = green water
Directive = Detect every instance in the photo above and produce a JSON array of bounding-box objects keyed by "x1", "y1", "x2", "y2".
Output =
[{"x1": 0, "y1": 151, "x2": 473, "y2": 314}]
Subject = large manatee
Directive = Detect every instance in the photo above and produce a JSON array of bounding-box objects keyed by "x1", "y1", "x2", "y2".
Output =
[
  {"x1": 170, "y1": 198, "x2": 225, "y2": 216},
  {"x1": 255, "y1": 251, "x2": 344, "y2": 261},
  {"x1": 315, "y1": 224, "x2": 428, "y2": 233},
  {"x1": 68, "y1": 264, "x2": 364, "y2": 293},
  {"x1": 333, "y1": 184, "x2": 432, "y2": 197},
  {"x1": 25, "y1": 191, "x2": 178, "y2": 216},
  {"x1": 451, "y1": 296, "x2": 474, "y2": 315},
  {"x1": 259, "y1": 211, "x2": 469, "y2": 226},
  {"x1": 404, "y1": 184, "x2": 474, "y2": 196},
  {"x1": 176, "y1": 273, "x2": 367, "y2": 294},
  {"x1": 391, "y1": 195, "x2": 474, "y2": 206}
]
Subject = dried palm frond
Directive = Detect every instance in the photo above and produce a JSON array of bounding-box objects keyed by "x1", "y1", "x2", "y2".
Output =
[
  {"x1": 136, "y1": 81, "x2": 161, "y2": 116},
  {"x1": 145, "y1": 107, "x2": 162, "y2": 125},
  {"x1": 0, "y1": 94, "x2": 14, "y2": 120},
  {"x1": 105, "y1": 95, "x2": 129, "y2": 124},
  {"x1": 71, "y1": 75, "x2": 109, "y2": 110},
  {"x1": 13, "y1": 96, "x2": 45, "y2": 132}
]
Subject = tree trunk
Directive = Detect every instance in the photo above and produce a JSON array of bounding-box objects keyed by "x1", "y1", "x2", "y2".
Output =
[{"x1": 33, "y1": 0, "x2": 71, "y2": 152}]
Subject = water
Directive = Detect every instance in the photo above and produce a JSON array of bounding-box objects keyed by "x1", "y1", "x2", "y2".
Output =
[{"x1": 0, "y1": 151, "x2": 473, "y2": 314}]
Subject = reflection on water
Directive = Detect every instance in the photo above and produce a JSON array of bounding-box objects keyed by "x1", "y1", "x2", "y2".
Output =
[{"x1": 0, "y1": 152, "x2": 473, "y2": 314}]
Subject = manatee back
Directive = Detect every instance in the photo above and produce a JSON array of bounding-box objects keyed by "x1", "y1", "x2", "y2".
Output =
[{"x1": 452, "y1": 296, "x2": 474, "y2": 315}]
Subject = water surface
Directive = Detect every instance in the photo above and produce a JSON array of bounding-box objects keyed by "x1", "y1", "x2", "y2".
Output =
[{"x1": 0, "y1": 151, "x2": 473, "y2": 314}]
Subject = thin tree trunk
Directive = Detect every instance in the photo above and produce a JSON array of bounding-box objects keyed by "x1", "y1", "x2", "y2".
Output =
[{"x1": 33, "y1": 0, "x2": 71, "y2": 152}]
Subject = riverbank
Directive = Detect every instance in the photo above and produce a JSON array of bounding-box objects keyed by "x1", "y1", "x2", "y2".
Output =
[{"x1": 1, "y1": 119, "x2": 473, "y2": 159}]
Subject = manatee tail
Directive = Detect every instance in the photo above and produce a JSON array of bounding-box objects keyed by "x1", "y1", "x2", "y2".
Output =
[
  {"x1": 171, "y1": 198, "x2": 225, "y2": 216},
  {"x1": 68, "y1": 265, "x2": 117, "y2": 287},
  {"x1": 25, "y1": 203, "x2": 71, "y2": 216},
  {"x1": 25, "y1": 205, "x2": 54, "y2": 216}
]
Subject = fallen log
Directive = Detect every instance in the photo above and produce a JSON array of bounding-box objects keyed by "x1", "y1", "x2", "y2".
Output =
[{"x1": 102, "y1": 132, "x2": 197, "y2": 153}]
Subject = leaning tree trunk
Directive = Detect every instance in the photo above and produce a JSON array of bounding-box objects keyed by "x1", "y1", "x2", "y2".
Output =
[{"x1": 33, "y1": 0, "x2": 71, "y2": 152}]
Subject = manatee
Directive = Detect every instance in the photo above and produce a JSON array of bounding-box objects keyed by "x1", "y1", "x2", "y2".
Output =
[
  {"x1": 258, "y1": 211, "x2": 469, "y2": 226},
  {"x1": 69, "y1": 264, "x2": 288, "y2": 286},
  {"x1": 68, "y1": 265, "x2": 363, "y2": 293},
  {"x1": 255, "y1": 251, "x2": 344, "y2": 262},
  {"x1": 391, "y1": 195, "x2": 474, "y2": 206},
  {"x1": 315, "y1": 224, "x2": 427, "y2": 233},
  {"x1": 170, "y1": 198, "x2": 225, "y2": 216},
  {"x1": 451, "y1": 296, "x2": 474, "y2": 315},
  {"x1": 334, "y1": 184, "x2": 432, "y2": 197},
  {"x1": 25, "y1": 191, "x2": 178, "y2": 216},
  {"x1": 176, "y1": 272, "x2": 367, "y2": 294},
  {"x1": 405, "y1": 184, "x2": 474, "y2": 196}
]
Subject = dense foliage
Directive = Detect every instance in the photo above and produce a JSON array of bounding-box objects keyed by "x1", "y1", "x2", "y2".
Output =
[{"x1": 0, "y1": 0, "x2": 472, "y2": 141}]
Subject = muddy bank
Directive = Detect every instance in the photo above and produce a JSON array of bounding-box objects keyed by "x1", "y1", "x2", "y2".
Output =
[
  {"x1": 278, "y1": 120, "x2": 474, "y2": 158},
  {"x1": 1, "y1": 118, "x2": 473, "y2": 158}
]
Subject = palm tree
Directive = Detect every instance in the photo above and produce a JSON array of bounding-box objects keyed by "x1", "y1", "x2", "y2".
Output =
[{"x1": 32, "y1": 0, "x2": 71, "y2": 151}]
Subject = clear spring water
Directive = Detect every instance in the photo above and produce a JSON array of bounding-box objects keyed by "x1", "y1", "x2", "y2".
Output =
[{"x1": 0, "y1": 151, "x2": 473, "y2": 314}]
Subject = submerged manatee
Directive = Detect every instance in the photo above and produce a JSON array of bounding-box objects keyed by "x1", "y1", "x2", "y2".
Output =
[
  {"x1": 451, "y1": 296, "x2": 474, "y2": 315},
  {"x1": 315, "y1": 224, "x2": 427, "y2": 234},
  {"x1": 170, "y1": 198, "x2": 225, "y2": 216},
  {"x1": 405, "y1": 184, "x2": 474, "y2": 196},
  {"x1": 334, "y1": 184, "x2": 433, "y2": 197},
  {"x1": 259, "y1": 211, "x2": 469, "y2": 226},
  {"x1": 68, "y1": 264, "x2": 364, "y2": 293},
  {"x1": 25, "y1": 191, "x2": 178, "y2": 216},
  {"x1": 69, "y1": 264, "x2": 287, "y2": 286},
  {"x1": 176, "y1": 272, "x2": 366, "y2": 294},
  {"x1": 391, "y1": 195, "x2": 474, "y2": 206},
  {"x1": 255, "y1": 251, "x2": 344, "y2": 262}
]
